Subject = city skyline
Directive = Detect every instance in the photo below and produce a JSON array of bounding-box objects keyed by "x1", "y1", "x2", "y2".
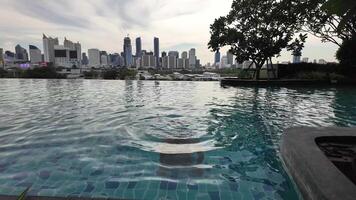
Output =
[{"x1": 0, "y1": 0, "x2": 339, "y2": 64}]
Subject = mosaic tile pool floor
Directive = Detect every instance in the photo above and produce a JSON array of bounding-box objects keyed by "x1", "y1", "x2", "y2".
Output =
[{"x1": 1, "y1": 80, "x2": 355, "y2": 199}]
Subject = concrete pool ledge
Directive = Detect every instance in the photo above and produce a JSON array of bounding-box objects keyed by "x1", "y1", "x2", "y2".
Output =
[{"x1": 281, "y1": 127, "x2": 356, "y2": 200}]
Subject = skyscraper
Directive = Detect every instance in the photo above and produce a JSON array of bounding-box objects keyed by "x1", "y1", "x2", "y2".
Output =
[
  {"x1": 0, "y1": 48, "x2": 4, "y2": 67},
  {"x1": 214, "y1": 50, "x2": 221, "y2": 64},
  {"x1": 168, "y1": 51, "x2": 179, "y2": 59},
  {"x1": 154, "y1": 37, "x2": 160, "y2": 67},
  {"x1": 29, "y1": 45, "x2": 42, "y2": 63},
  {"x1": 123, "y1": 36, "x2": 133, "y2": 67},
  {"x1": 181, "y1": 51, "x2": 188, "y2": 59},
  {"x1": 136, "y1": 37, "x2": 142, "y2": 57},
  {"x1": 64, "y1": 37, "x2": 82, "y2": 63},
  {"x1": 189, "y1": 48, "x2": 196, "y2": 68},
  {"x1": 82, "y1": 53, "x2": 89, "y2": 65},
  {"x1": 15, "y1": 44, "x2": 28, "y2": 61},
  {"x1": 88, "y1": 49, "x2": 100, "y2": 67},
  {"x1": 43, "y1": 34, "x2": 59, "y2": 63}
]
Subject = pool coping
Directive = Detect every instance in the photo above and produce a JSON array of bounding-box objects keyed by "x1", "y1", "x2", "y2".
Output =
[
  {"x1": 281, "y1": 127, "x2": 356, "y2": 200},
  {"x1": 0, "y1": 195, "x2": 127, "y2": 200}
]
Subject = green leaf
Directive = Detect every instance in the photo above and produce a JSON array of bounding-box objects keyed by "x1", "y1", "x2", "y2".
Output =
[{"x1": 322, "y1": 0, "x2": 356, "y2": 15}]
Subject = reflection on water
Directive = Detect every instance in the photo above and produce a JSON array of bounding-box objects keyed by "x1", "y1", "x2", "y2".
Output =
[
  {"x1": 157, "y1": 138, "x2": 205, "y2": 179},
  {"x1": 0, "y1": 79, "x2": 356, "y2": 199}
]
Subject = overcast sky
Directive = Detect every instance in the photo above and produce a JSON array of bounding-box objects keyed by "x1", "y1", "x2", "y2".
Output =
[{"x1": 0, "y1": 0, "x2": 338, "y2": 64}]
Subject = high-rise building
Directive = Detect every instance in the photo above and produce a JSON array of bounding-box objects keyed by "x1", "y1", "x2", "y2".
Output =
[
  {"x1": 82, "y1": 53, "x2": 89, "y2": 65},
  {"x1": 302, "y1": 57, "x2": 309, "y2": 63},
  {"x1": 100, "y1": 51, "x2": 108, "y2": 66},
  {"x1": 227, "y1": 51, "x2": 233, "y2": 65},
  {"x1": 43, "y1": 34, "x2": 59, "y2": 63},
  {"x1": 215, "y1": 50, "x2": 221, "y2": 64},
  {"x1": 293, "y1": 55, "x2": 301, "y2": 63},
  {"x1": 154, "y1": 37, "x2": 160, "y2": 67},
  {"x1": 168, "y1": 55, "x2": 177, "y2": 69},
  {"x1": 136, "y1": 37, "x2": 142, "y2": 57},
  {"x1": 168, "y1": 51, "x2": 179, "y2": 59},
  {"x1": 181, "y1": 51, "x2": 188, "y2": 59},
  {"x1": 88, "y1": 49, "x2": 100, "y2": 67},
  {"x1": 123, "y1": 36, "x2": 133, "y2": 67},
  {"x1": 29, "y1": 45, "x2": 42, "y2": 63},
  {"x1": 64, "y1": 37, "x2": 82, "y2": 63},
  {"x1": 161, "y1": 52, "x2": 167, "y2": 58},
  {"x1": 15, "y1": 44, "x2": 28, "y2": 61},
  {"x1": 0, "y1": 48, "x2": 4, "y2": 67},
  {"x1": 141, "y1": 52, "x2": 156, "y2": 68},
  {"x1": 220, "y1": 56, "x2": 229, "y2": 68},
  {"x1": 189, "y1": 48, "x2": 196, "y2": 68}
]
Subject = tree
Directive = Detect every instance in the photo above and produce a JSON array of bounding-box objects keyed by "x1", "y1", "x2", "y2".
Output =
[
  {"x1": 302, "y1": 0, "x2": 356, "y2": 46},
  {"x1": 287, "y1": 34, "x2": 308, "y2": 57},
  {"x1": 336, "y1": 38, "x2": 356, "y2": 65},
  {"x1": 208, "y1": 0, "x2": 305, "y2": 79}
]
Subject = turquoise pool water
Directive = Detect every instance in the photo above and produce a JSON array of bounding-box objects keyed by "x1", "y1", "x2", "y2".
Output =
[{"x1": 0, "y1": 79, "x2": 355, "y2": 200}]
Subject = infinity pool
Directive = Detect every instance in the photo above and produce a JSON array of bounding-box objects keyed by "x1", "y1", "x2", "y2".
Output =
[{"x1": 0, "y1": 79, "x2": 355, "y2": 199}]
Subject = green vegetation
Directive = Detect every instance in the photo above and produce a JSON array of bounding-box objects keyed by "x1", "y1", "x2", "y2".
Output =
[
  {"x1": 23, "y1": 67, "x2": 65, "y2": 79},
  {"x1": 208, "y1": 0, "x2": 306, "y2": 80},
  {"x1": 336, "y1": 38, "x2": 356, "y2": 66},
  {"x1": 209, "y1": 0, "x2": 356, "y2": 81}
]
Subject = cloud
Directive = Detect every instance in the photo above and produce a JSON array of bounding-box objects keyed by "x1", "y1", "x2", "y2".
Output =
[
  {"x1": 6, "y1": 0, "x2": 90, "y2": 29},
  {"x1": 0, "y1": 0, "x2": 337, "y2": 63}
]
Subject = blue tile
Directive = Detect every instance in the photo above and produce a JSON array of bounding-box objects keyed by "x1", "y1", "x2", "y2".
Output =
[
  {"x1": 167, "y1": 182, "x2": 177, "y2": 190},
  {"x1": 252, "y1": 190, "x2": 265, "y2": 200},
  {"x1": 188, "y1": 184, "x2": 198, "y2": 190},
  {"x1": 209, "y1": 191, "x2": 220, "y2": 200},
  {"x1": 105, "y1": 181, "x2": 120, "y2": 189},
  {"x1": 84, "y1": 182, "x2": 95, "y2": 193},
  {"x1": 127, "y1": 182, "x2": 137, "y2": 189},
  {"x1": 39, "y1": 170, "x2": 51, "y2": 180},
  {"x1": 90, "y1": 169, "x2": 103, "y2": 176},
  {"x1": 229, "y1": 183, "x2": 239, "y2": 191},
  {"x1": 160, "y1": 181, "x2": 168, "y2": 190}
]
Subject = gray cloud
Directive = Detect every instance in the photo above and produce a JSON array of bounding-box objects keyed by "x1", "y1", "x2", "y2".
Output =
[{"x1": 6, "y1": 0, "x2": 90, "y2": 29}]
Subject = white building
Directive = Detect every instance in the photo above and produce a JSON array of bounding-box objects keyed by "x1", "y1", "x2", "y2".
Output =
[
  {"x1": 54, "y1": 45, "x2": 80, "y2": 68},
  {"x1": 227, "y1": 51, "x2": 234, "y2": 65},
  {"x1": 189, "y1": 48, "x2": 196, "y2": 68},
  {"x1": 302, "y1": 57, "x2": 309, "y2": 63},
  {"x1": 29, "y1": 45, "x2": 42, "y2": 63},
  {"x1": 242, "y1": 61, "x2": 256, "y2": 69},
  {"x1": 319, "y1": 59, "x2": 327, "y2": 64},
  {"x1": 168, "y1": 55, "x2": 177, "y2": 69},
  {"x1": 88, "y1": 49, "x2": 100, "y2": 67},
  {"x1": 220, "y1": 56, "x2": 231, "y2": 69},
  {"x1": 141, "y1": 54, "x2": 156, "y2": 68},
  {"x1": 43, "y1": 34, "x2": 59, "y2": 63},
  {"x1": 64, "y1": 37, "x2": 81, "y2": 62},
  {"x1": 177, "y1": 58, "x2": 186, "y2": 69}
]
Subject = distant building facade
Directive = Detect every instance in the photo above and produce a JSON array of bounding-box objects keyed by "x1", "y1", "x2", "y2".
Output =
[
  {"x1": 154, "y1": 37, "x2": 160, "y2": 67},
  {"x1": 43, "y1": 34, "x2": 59, "y2": 63},
  {"x1": 136, "y1": 37, "x2": 142, "y2": 58},
  {"x1": 189, "y1": 48, "x2": 196, "y2": 68},
  {"x1": 88, "y1": 49, "x2": 100, "y2": 67},
  {"x1": 123, "y1": 36, "x2": 133, "y2": 67},
  {"x1": 29, "y1": 45, "x2": 42, "y2": 63},
  {"x1": 15, "y1": 44, "x2": 28, "y2": 61}
]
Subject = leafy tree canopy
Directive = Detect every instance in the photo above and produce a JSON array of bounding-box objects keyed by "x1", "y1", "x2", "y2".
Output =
[{"x1": 208, "y1": 0, "x2": 305, "y2": 79}]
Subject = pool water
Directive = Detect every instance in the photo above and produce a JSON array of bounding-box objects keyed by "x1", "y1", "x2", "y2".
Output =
[{"x1": 0, "y1": 79, "x2": 355, "y2": 200}]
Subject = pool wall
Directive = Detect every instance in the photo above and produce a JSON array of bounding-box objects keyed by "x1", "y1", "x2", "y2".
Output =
[{"x1": 281, "y1": 127, "x2": 356, "y2": 200}]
